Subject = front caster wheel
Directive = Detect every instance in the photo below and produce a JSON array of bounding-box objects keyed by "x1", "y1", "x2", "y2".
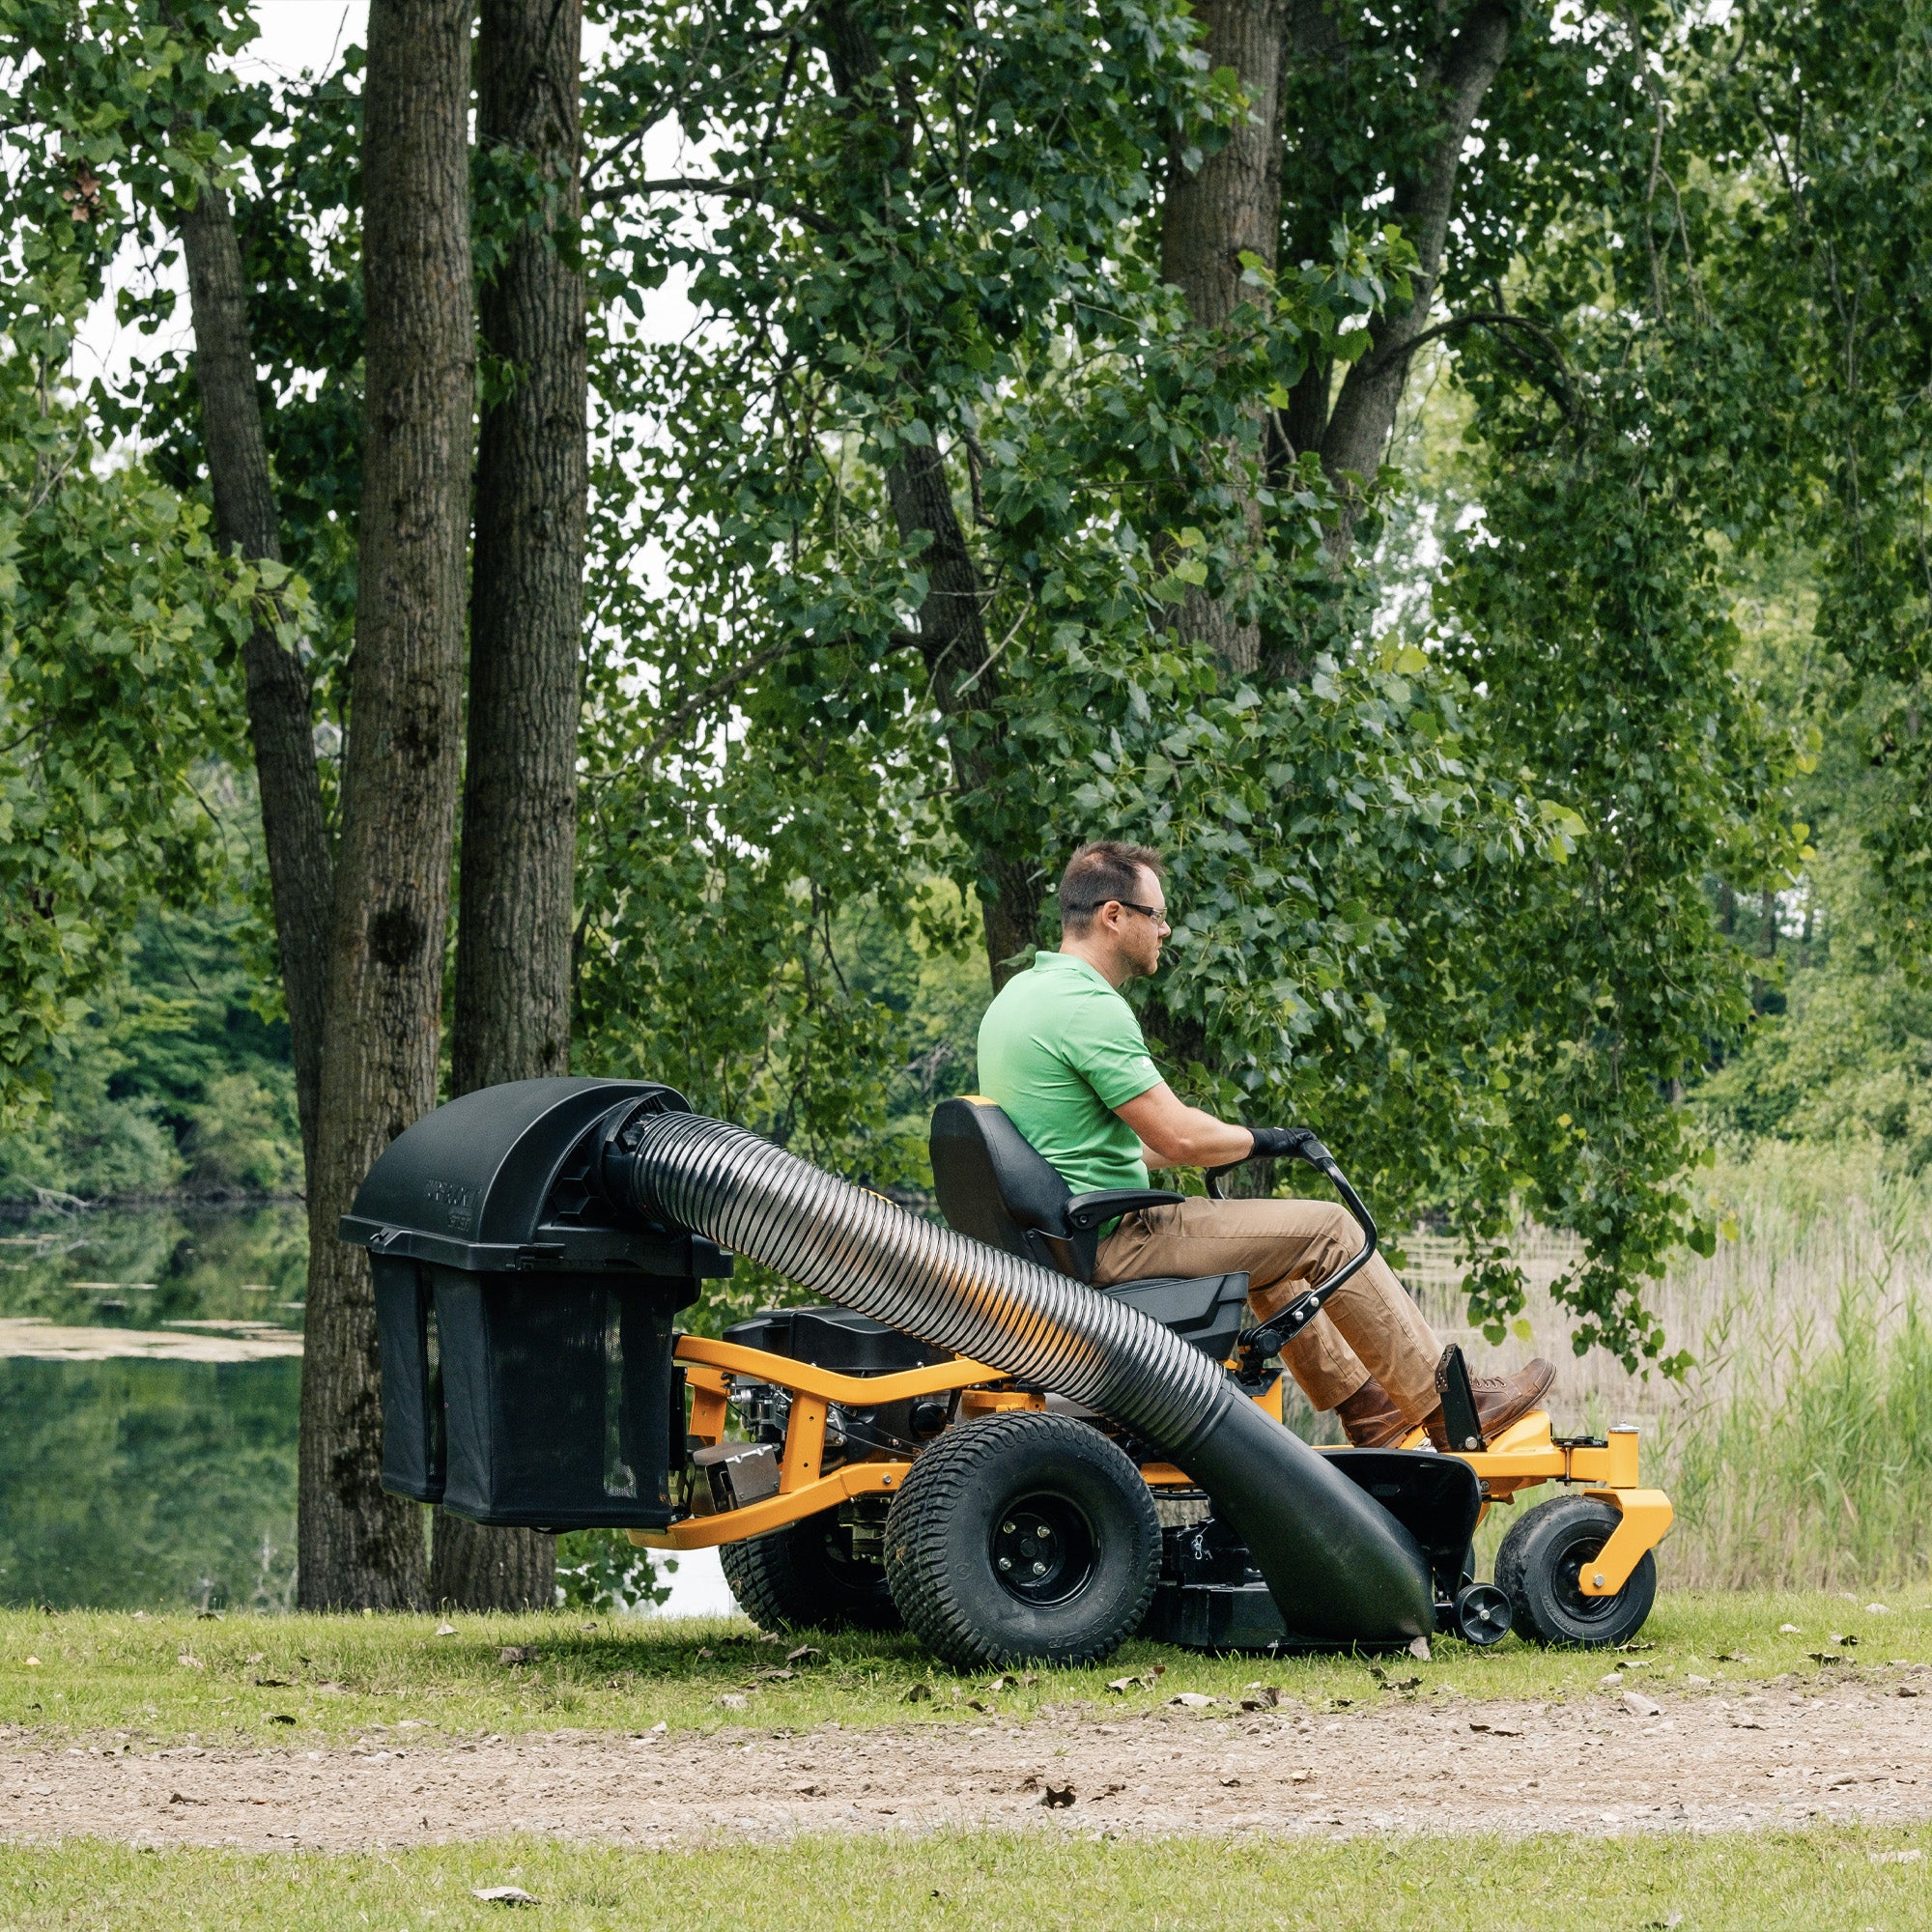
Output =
[
  {"x1": 1452, "y1": 1580, "x2": 1513, "y2": 1646},
  {"x1": 1494, "y1": 1494, "x2": 1657, "y2": 1648},
  {"x1": 883, "y1": 1412, "x2": 1158, "y2": 1669}
]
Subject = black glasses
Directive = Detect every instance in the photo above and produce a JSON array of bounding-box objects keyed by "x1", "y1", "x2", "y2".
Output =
[{"x1": 1070, "y1": 898, "x2": 1170, "y2": 927}]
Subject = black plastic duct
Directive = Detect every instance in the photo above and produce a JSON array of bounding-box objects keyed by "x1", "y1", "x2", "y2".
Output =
[{"x1": 601, "y1": 1104, "x2": 1433, "y2": 1643}]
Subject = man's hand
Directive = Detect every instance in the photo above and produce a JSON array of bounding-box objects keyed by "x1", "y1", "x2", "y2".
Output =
[
  {"x1": 1115, "y1": 1083, "x2": 1256, "y2": 1169},
  {"x1": 1246, "y1": 1125, "x2": 1332, "y2": 1166}
]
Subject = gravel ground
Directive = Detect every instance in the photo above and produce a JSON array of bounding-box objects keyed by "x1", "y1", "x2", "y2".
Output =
[{"x1": 5, "y1": 1673, "x2": 1929, "y2": 1849}]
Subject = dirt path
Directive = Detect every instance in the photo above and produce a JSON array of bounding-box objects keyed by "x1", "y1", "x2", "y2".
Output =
[{"x1": 6, "y1": 1676, "x2": 1930, "y2": 1848}]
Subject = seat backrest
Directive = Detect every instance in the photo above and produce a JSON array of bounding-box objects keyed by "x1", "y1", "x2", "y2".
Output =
[{"x1": 929, "y1": 1096, "x2": 1092, "y2": 1279}]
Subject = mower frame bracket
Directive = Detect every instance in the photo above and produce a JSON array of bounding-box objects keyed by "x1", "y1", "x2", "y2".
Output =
[{"x1": 1576, "y1": 1488, "x2": 1674, "y2": 1595}]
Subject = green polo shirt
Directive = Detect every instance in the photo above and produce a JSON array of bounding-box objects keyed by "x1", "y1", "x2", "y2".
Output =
[{"x1": 976, "y1": 951, "x2": 1162, "y2": 1196}]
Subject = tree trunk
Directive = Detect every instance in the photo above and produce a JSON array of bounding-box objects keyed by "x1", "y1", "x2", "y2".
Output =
[
  {"x1": 1318, "y1": 2, "x2": 1511, "y2": 538},
  {"x1": 1158, "y1": 0, "x2": 1288, "y2": 677},
  {"x1": 297, "y1": 0, "x2": 476, "y2": 1610},
  {"x1": 884, "y1": 444, "x2": 1043, "y2": 985},
  {"x1": 434, "y1": 0, "x2": 589, "y2": 1613},
  {"x1": 178, "y1": 184, "x2": 333, "y2": 1176},
  {"x1": 822, "y1": 8, "x2": 1044, "y2": 985}
]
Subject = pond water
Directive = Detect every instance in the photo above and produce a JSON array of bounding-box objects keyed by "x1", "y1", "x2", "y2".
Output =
[
  {"x1": 0, "y1": 1204, "x2": 307, "y2": 1610},
  {"x1": 0, "y1": 1203, "x2": 746, "y2": 1616}
]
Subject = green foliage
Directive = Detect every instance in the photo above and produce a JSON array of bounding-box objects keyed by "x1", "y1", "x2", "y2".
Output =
[{"x1": 552, "y1": 1530, "x2": 675, "y2": 1616}]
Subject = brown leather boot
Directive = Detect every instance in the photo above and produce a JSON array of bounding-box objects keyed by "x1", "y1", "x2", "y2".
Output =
[
  {"x1": 1334, "y1": 1378, "x2": 1411, "y2": 1448},
  {"x1": 1423, "y1": 1353, "x2": 1555, "y2": 1451}
]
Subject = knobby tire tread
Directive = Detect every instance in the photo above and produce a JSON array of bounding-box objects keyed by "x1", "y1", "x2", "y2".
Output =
[{"x1": 884, "y1": 1412, "x2": 1157, "y2": 1670}]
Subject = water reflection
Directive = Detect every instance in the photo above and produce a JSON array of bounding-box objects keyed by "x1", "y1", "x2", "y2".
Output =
[{"x1": 0, "y1": 1204, "x2": 306, "y2": 1609}]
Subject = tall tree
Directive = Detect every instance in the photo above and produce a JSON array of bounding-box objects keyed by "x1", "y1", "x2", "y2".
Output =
[
  {"x1": 1158, "y1": 0, "x2": 1286, "y2": 675},
  {"x1": 434, "y1": 0, "x2": 589, "y2": 1612},
  {"x1": 176, "y1": 182, "x2": 334, "y2": 1176},
  {"x1": 298, "y1": 0, "x2": 475, "y2": 1608}
]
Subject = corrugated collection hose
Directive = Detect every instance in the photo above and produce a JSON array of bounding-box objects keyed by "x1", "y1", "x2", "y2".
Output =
[{"x1": 605, "y1": 1105, "x2": 1433, "y2": 1641}]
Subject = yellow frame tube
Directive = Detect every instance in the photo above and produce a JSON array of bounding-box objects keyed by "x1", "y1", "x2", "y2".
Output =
[
  {"x1": 629, "y1": 1462, "x2": 905, "y2": 1550},
  {"x1": 673, "y1": 1333, "x2": 1004, "y2": 1406}
]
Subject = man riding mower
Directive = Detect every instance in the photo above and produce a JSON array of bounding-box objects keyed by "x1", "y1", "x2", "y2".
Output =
[{"x1": 343, "y1": 853, "x2": 1671, "y2": 1668}]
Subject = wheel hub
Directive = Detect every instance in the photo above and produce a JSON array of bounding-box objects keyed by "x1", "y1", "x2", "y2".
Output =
[{"x1": 990, "y1": 1492, "x2": 1095, "y2": 1605}]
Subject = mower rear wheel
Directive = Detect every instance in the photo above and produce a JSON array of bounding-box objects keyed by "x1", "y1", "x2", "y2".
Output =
[
  {"x1": 883, "y1": 1412, "x2": 1158, "y2": 1669},
  {"x1": 720, "y1": 1504, "x2": 903, "y2": 1634},
  {"x1": 1494, "y1": 1494, "x2": 1657, "y2": 1648}
]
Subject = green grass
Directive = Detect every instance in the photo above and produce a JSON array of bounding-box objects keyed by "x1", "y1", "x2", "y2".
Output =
[
  {"x1": 3, "y1": 1827, "x2": 1930, "y2": 1930},
  {"x1": 4, "y1": 1590, "x2": 1927, "y2": 1745}
]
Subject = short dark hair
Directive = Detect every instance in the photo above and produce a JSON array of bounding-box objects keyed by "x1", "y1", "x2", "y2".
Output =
[{"x1": 1057, "y1": 840, "x2": 1166, "y2": 933}]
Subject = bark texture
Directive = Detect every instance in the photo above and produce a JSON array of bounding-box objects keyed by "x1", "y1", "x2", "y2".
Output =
[
  {"x1": 886, "y1": 444, "x2": 1043, "y2": 983},
  {"x1": 298, "y1": 0, "x2": 476, "y2": 1609},
  {"x1": 178, "y1": 184, "x2": 334, "y2": 1174},
  {"x1": 435, "y1": 0, "x2": 589, "y2": 1611},
  {"x1": 823, "y1": 7, "x2": 1043, "y2": 985},
  {"x1": 1317, "y1": 2, "x2": 1512, "y2": 529},
  {"x1": 1158, "y1": 0, "x2": 1289, "y2": 677}
]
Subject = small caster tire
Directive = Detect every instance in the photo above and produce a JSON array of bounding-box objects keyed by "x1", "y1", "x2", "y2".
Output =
[
  {"x1": 1495, "y1": 1494, "x2": 1657, "y2": 1648},
  {"x1": 1451, "y1": 1580, "x2": 1513, "y2": 1645},
  {"x1": 884, "y1": 1412, "x2": 1158, "y2": 1669},
  {"x1": 721, "y1": 1504, "x2": 903, "y2": 1634}
]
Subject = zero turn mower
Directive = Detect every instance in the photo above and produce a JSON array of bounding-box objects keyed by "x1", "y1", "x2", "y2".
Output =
[{"x1": 344, "y1": 1078, "x2": 1672, "y2": 1667}]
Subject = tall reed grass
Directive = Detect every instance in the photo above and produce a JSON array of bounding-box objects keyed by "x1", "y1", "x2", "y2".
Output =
[{"x1": 1399, "y1": 1140, "x2": 1932, "y2": 1591}]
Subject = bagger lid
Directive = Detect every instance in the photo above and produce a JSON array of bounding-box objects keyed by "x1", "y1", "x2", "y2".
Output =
[{"x1": 338, "y1": 1076, "x2": 732, "y2": 1277}]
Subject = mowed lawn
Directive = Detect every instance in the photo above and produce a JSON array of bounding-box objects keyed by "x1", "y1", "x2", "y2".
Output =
[
  {"x1": 1, "y1": 1589, "x2": 1926, "y2": 1743},
  {"x1": 3, "y1": 1827, "x2": 1931, "y2": 1931}
]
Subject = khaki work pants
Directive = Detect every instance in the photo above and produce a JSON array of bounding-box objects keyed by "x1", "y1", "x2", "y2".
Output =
[{"x1": 1094, "y1": 1196, "x2": 1441, "y2": 1424}]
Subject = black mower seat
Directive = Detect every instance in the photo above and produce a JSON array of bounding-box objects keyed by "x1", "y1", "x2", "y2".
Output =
[{"x1": 929, "y1": 1096, "x2": 1249, "y2": 1362}]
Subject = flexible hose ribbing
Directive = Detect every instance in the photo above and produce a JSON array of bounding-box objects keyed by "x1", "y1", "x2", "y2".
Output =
[{"x1": 618, "y1": 1110, "x2": 1226, "y2": 1449}]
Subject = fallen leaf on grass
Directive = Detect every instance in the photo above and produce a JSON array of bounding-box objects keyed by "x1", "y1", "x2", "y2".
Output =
[
  {"x1": 252, "y1": 1677, "x2": 292, "y2": 1689},
  {"x1": 471, "y1": 1888, "x2": 538, "y2": 1907},
  {"x1": 1038, "y1": 1784, "x2": 1075, "y2": 1808},
  {"x1": 1831, "y1": 1633, "x2": 1860, "y2": 1647},
  {"x1": 176, "y1": 1654, "x2": 202, "y2": 1670},
  {"x1": 21, "y1": 1658, "x2": 39, "y2": 1668},
  {"x1": 983, "y1": 1674, "x2": 1020, "y2": 1692},
  {"x1": 1105, "y1": 1665, "x2": 1167, "y2": 1694},
  {"x1": 786, "y1": 1646, "x2": 822, "y2": 1665},
  {"x1": 1614, "y1": 1639, "x2": 1655, "y2": 1653},
  {"x1": 497, "y1": 1646, "x2": 536, "y2": 1665},
  {"x1": 966, "y1": 1699, "x2": 993, "y2": 1715},
  {"x1": 903, "y1": 1683, "x2": 933, "y2": 1703},
  {"x1": 1719, "y1": 1651, "x2": 1753, "y2": 1662},
  {"x1": 434, "y1": 1624, "x2": 457, "y2": 1637},
  {"x1": 1778, "y1": 1623, "x2": 1803, "y2": 1634},
  {"x1": 696, "y1": 1647, "x2": 714, "y2": 1660},
  {"x1": 717, "y1": 1694, "x2": 749, "y2": 1711},
  {"x1": 750, "y1": 1668, "x2": 795, "y2": 1683},
  {"x1": 1806, "y1": 1653, "x2": 1846, "y2": 1666},
  {"x1": 269, "y1": 1715, "x2": 296, "y2": 1726}
]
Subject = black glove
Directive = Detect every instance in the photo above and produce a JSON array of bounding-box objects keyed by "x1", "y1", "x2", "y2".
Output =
[{"x1": 1246, "y1": 1125, "x2": 1332, "y2": 1166}]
